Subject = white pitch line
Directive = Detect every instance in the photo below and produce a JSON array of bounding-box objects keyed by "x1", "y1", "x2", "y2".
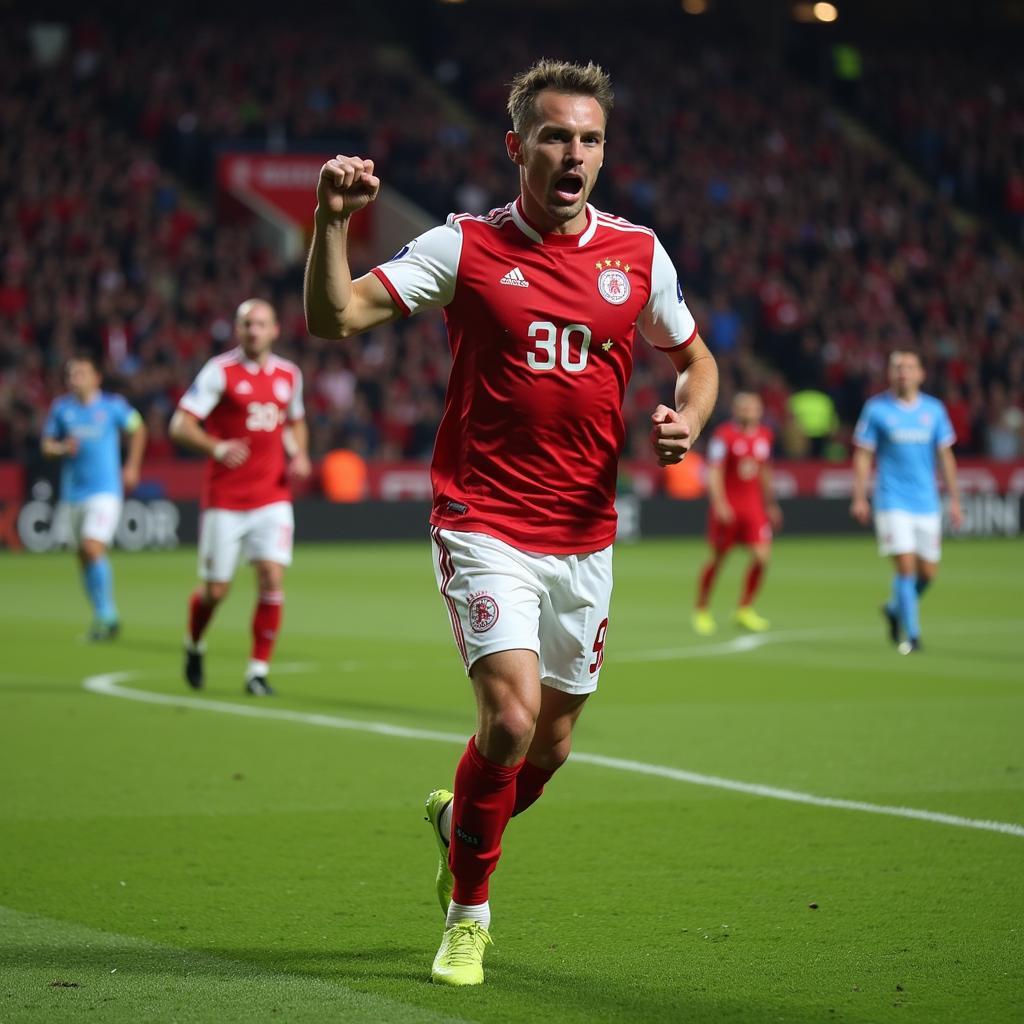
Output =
[
  {"x1": 617, "y1": 618, "x2": 1024, "y2": 662},
  {"x1": 83, "y1": 671, "x2": 1024, "y2": 840}
]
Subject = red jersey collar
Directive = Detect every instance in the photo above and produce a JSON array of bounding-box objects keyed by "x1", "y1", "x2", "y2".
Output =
[{"x1": 510, "y1": 198, "x2": 599, "y2": 248}]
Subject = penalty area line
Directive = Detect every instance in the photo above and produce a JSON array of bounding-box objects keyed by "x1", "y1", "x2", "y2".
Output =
[{"x1": 82, "y1": 671, "x2": 1024, "y2": 840}]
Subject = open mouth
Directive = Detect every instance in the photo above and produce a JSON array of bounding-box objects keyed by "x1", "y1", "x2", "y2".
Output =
[{"x1": 553, "y1": 173, "x2": 584, "y2": 204}]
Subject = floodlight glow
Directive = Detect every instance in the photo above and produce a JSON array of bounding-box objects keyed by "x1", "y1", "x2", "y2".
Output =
[
  {"x1": 813, "y1": 2, "x2": 839, "y2": 21},
  {"x1": 682, "y1": 0, "x2": 709, "y2": 13}
]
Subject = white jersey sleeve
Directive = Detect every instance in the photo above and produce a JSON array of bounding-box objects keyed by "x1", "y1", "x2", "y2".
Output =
[
  {"x1": 637, "y1": 236, "x2": 698, "y2": 351},
  {"x1": 287, "y1": 367, "x2": 305, "y2": 421},
  {"x1": 178, "y1": 359, "x2": 226, "y2": 420},
  {"x1": 371, "y1": 216, "x2": 464, "y2": 316}
]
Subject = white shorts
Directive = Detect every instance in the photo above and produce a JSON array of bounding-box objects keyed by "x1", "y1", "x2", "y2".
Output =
[
  {"x1": 68, "y1": 494, "x2": 121, "y2": 546},
  {"x1": 431, "y1": 528, "x2": 614, "y2": 695},
  {"x1": 874, "y1": 510, "x2": 942, "y2": 562},
  {"x1": 198, "y1": 502, "x2": 294, "y2": 581}
]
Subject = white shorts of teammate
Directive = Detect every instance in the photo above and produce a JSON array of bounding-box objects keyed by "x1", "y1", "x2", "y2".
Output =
[
  {"x1": 198, "y1": 501, "x2": 294, "y2": 582},
  {"x1": 68, "y1": 493, "x2": 122, "y2": 546},
  {"x1": 874, "y1": 509, "x2": 942, "y2": 562},
  {"x1": 431, "y1": 528, "x2": 613, "y2": 696}
]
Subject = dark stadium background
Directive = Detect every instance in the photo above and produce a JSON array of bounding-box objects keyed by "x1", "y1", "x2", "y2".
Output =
[{"x1": 1, "y1": 0, "x2": 1022, "y2": 547}]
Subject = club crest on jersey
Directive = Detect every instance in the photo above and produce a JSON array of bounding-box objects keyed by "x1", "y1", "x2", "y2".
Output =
[
  {"x1": 467, "y1": 591, "x2": 499, "y2": 634},
  {"x1": 272, "y1": 378, "x2": 292, "y2": 403},
  {"x1": 597, "y1": 265, "x2": 630, "y2": 305}
]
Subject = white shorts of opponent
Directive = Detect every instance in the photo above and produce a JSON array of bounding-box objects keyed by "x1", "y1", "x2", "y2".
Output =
[
  {"x1": 874, "y1": 509, "x2": 942, "y2": 562},
  {"x1": 431, "y1": 528, "x2": 613, "y2": 696},
  {"x1": 68, "y1": 493, "x2": 122, "y2": 546},
  {"x1": 198, "y1": 501, "x2": 294, "y2": 582}
]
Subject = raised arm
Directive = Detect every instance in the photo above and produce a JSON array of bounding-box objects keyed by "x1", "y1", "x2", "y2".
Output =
[
  {"x1": 304, "y1": 155, "x2": 400, "y2": 340},
  {"x1": 650, "y1": 335, "x2": 719, "y2": 466}
]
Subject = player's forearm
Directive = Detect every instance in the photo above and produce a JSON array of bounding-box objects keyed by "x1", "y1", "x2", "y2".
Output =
[
  {"x1": 169, "y1": 411, "x2": 220, "y2": 458},
  {"x1": 289, "y1": 420, "x2": 310, "y2": 458},
  {"x1": 305, "y1": 212, "x2": 355, "y2": 339},
  {"x1": 707, "y1": 465, "x2": 728, "y2": 511},
  {"x1": 939, "y1": 448, "x2": 960, "y2": 502},
  {"x1": 851, "y1": 448, "x2": 873, "y2": 502},
  {"x1": 674, "y1": 350, "x2": 719, "y2": 438},
  {"x1": 41, "y1": 438, "x2": 71, "y2": 458},
  {"x1": 760, "y1": 466, "x2": 777, "y2": 506},
  {"x1": 125, "y1": 425, "x2": 147, "y2": 471}
]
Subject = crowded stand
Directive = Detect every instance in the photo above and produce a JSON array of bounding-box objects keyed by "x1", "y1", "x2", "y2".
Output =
[{"x1": 1, "y1": 13, "x2": 1022, "y2": 479}]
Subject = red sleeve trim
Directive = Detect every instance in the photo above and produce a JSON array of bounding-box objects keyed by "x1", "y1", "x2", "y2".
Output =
[
  {"x1": 653, "y1": 322, "x2": 699, "y2": 351},
  {"x1": 371, "y1": 267, "x2": 411, "y2": 318}
]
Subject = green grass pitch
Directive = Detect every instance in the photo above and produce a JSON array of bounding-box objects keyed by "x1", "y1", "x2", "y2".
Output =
[{"x1": 1, "y1": 535, "x2": 1021, "y2": 1023}]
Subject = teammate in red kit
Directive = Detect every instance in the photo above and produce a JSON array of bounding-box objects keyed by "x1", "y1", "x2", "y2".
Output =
[
  {"x1": 169, "y1": 299, "x2": 311, "y2": 696},
  {"x1": 693, "y1": 392, "x2": 781, "y2": 635},
  {"x1": 304, "y1": 60, "x2": 718, "y2": 985}
]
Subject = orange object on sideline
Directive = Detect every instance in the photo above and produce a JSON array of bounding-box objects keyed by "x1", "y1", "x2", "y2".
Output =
[
  {"x1": 321, "y1": 449, "x2": 368, "y2": 502},
  {"x1": 663, "y1": 451, "x2": 706, "y2": 499}
]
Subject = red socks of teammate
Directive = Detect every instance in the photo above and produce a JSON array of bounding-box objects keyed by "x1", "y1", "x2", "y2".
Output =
[
  {"x1": 188, "y1": 589, "x2": 216, "y2": 645},
  {"x1": 251, "y1": 590, "x2": 283, "y2": 662},
  {"x1": 449, "y1": 737, "x2": 523, "y2": 906},
  {"x1": 697, "y1": 557, "x2": 722, "y2": 608},
  {"x1": 740, "y1": 562, "x2": 764, "y2": 606}
]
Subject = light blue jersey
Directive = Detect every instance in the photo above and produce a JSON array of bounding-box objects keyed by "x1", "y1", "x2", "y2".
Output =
[
  {"x1": 43, "y1": 392, "x2": 141, "y2": 503},
  {"x1": 853, "y1": 391, "x2": 955, "y2": 514}
]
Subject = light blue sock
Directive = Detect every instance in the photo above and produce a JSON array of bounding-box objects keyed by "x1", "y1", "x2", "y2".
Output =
[
  {"x1": 885, "y1": 575, "x2": 901, "y2": 616},
  {"x1": 84, "y1": 557, "x2": 117, "y2": 622},
  {"x1": 896, "y1": 574, "x2": 919, "y2": 641}
]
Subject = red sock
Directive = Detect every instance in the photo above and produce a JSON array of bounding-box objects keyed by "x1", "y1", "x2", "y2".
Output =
[
  {"x1": 512, "y1": 759, "x2": 556, "y2": 817},
  {"x1": 251, "y1": 591, "x2": 283, "y2": 662},
  {"x1": 697, "y1": 558, "x2": 722, "y2": 608},
  {"x1": 188, "y1": 589, "x2": 216, "y2": 645},
  {"x1": 449, "y1": 736, "x2": 523, "y2": 905},
  {"x1": 740, "y1": 562, "x2": 765, "y2": 606}
]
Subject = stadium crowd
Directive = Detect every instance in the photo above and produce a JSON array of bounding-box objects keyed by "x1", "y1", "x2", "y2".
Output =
[{"x1": 1, "y1": 13, "x2": 1023, "y2": 473}]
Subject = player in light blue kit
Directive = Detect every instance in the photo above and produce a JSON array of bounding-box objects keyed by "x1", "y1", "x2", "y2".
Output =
[
  {"x1": 850, "y1": 351, "x2": 962, "y2": 655},
  {"x1": 41, "y1": 353, "x2": 147, "y2": 640}
]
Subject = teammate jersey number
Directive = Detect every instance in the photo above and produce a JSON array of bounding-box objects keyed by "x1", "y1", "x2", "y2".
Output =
[
  {"x1": 526, "y1": 321, "x2": 592, "y2": 373},
  {"x1": 245, "y1": 402, "x2": 283, "y2": 432}
]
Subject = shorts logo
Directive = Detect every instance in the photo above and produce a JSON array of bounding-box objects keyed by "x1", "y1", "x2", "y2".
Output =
[
  {"x1": 446, "y1": 500, "x2": 469, "y2": 515},
  {"x1": 597, "y1": 268, "x2": 630, "y2": 305},
  {"x1": 468, "y1": 592, "x2": 499, "y2": 634},
  {"x1": 272, "y1": 378, "x2": 292, "y2": 403}
]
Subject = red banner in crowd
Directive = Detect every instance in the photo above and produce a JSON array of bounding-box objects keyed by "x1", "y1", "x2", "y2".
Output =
[{"x1": 217, "y1": 154, "x2": 372, "y2": 239}]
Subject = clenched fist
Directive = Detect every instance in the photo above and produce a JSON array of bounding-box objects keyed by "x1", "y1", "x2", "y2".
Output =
[{"x1": 316, "y1": 155, "x2": 380, "y2": 220}]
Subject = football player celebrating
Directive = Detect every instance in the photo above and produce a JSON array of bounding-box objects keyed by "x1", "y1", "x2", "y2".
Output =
[{"x1": 305, "y1": 60, "x2": 718, "y2": 986}]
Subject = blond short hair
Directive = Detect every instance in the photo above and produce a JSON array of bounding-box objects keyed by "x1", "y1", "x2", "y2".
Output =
[{"x1": 507, "y1": 59, "x2": 614, "y2": 136}]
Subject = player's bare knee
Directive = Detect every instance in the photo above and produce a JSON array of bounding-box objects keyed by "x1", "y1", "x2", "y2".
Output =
[
  {"x1": 479, "y1": 700, "x2": 538, "y2": 761},
  {"x1": 204, "y1": 581, "x2": 230, "y2": 604}
]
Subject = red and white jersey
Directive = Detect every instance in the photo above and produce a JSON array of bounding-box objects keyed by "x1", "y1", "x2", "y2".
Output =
[
  {"x1": 372, "y1": 199, "x2": 698, "y2": 554},
  {"x1": 178, "y1": 348, "x2": 304, "y2": 511},
  {"x1": 706, "y1": 422, "x2": 774, "y2": 513}
]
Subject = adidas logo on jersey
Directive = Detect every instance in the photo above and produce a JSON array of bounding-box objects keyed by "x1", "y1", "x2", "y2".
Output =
[
  {"x1": 499, "y1": 267, "x2": 529, "y2": 288},
  {"x1": 235, "y1": 380, "x2": 253, "y2": 395}
]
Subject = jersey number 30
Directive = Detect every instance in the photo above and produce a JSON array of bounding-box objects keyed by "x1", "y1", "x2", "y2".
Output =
[
  {"x1": 527, "y1": 321, "x2": 592, "y2": 373},
  {"x1": 245, "y1": 402, "x2": 283, "y2": 432}
]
